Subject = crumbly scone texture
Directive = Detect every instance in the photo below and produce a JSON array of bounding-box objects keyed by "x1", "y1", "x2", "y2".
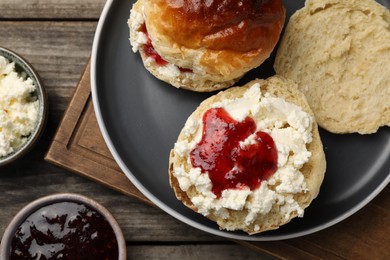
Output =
[
  {"x1": 274, "y1": 0, "x2": 390, "y2": 134},
  {"x1": 168, "y1": 76, "x2": 326, "y2": 234},
  {"x1": 137, "y1": 48, "x2": 240, "y2": 92},
  {"x1": 128, "y1": 0, "x2": 284, "y2": 92}
]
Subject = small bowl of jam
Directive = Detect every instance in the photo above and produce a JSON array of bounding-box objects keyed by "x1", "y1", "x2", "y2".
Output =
[{"x1": 0, "y1": 193, "x2": 126, "y2": 260}]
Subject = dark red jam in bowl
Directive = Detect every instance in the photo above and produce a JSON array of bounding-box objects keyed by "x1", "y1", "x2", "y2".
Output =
[
  {"x1": 9, "y1": 202, "x2": 119, "y2": 260},
  {"x1": 190, "y1": 107, "x2": 278, "y2": 198}
]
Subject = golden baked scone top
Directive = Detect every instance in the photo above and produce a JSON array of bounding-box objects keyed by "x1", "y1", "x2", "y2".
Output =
[
  {"x1": 150, "y1": 0, "x2": 285, "y2": 52},
  {"x1": 143, "y1": 0, "x2": 285, "y2": 79},
  {"x1": 129, "y1": 0, "x2": 286, "y2": 91}
]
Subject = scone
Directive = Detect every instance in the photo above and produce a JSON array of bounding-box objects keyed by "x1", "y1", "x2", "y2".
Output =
[
  {"x1": 274, "y1": 0, "x2": 390, "y2": 134},
  {"x1": 168, "y1": 76, "x2": 326, "y2": 234},
  {"x1": 128, "y1": 0, "x2": 285, "y2": 92}
]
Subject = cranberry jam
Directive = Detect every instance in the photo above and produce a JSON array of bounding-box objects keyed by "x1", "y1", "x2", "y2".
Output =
[
  {"x1": 9, "y1": 202, "x2": 119, "y2": 260},
  {"x1": 190, "y1": 107, "x2": 278, "y2": 198}
]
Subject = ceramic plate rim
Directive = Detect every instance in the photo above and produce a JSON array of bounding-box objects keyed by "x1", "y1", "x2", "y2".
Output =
[{"x1": 90, "y1": 0, "x2": 390, "y2": 241}]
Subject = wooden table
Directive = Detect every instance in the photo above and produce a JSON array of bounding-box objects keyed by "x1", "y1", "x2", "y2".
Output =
[
  {"x1": 0, "y1": 1, "x2": 272, "y2": 258},
  {"x1": 0, "y1": 1, "x2": 389, "y2": 259}
]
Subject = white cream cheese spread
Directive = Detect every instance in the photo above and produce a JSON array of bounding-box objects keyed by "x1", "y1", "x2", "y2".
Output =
[
  {"x1": 129, "y1": 7, "x2": 148, "y2": 53},
  {"x1": 0, "y1": 56, "x2": 39, "y2": 157},
  {"x1": 172, "y1": 83, "x2": 313, "y2": 228},
  {"x1": 129, "y1": 8, "x2": 196, "y2": 82}
]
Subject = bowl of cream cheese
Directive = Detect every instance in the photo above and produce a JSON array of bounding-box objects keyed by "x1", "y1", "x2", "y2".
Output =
[{"x1": 0, "y1": 46, "x2": 48, "y2": 166}]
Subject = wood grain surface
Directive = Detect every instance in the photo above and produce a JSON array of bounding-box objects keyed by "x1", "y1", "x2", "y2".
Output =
[
  {"x1": 0, "y1": 1, "x2": 389, "y2": 259},
  {"x1": 0, "y1": 1, "x2": 273, "y2": 259}
]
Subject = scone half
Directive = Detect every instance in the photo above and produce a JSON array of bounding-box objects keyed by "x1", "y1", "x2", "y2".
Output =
[
  {"x1": 274, "y1": 0, "x2": 390, "y2": 134},
  {"x1": 169, "y1": 76, "x2": 326, "y2": 234}
]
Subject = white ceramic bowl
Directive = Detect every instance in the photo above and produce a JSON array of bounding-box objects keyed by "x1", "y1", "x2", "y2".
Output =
[
  {"x1": 0, "y1": 46, "x2": 48, "y2": 166},
  {"x1": 0, "y1": 193, "x2": 126, "y2": 259}
]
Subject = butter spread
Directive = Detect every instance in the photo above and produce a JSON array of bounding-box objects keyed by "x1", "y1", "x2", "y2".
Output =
[
  {"x1": 0, "y1": 56, "x2": 39, "y2": 157},
  {"x1": 173, "y1": 83, "x2": 313, "y2": 227}
]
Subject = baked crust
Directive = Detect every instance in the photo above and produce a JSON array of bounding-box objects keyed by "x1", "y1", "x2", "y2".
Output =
[{"x1": 129, "y1": 0, "x2": 285, "y2": 92}]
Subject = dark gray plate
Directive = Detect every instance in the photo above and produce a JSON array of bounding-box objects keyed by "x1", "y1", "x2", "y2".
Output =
[{"x1": 91, "y1": 0, "x2": 390, "y2": 241}]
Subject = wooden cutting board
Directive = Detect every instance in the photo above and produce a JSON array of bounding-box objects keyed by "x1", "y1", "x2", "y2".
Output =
[{"x1": 45, "y1": 61, "x2": 390, "y2": 259}]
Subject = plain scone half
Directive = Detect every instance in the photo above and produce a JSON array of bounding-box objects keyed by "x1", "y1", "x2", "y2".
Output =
[
  {"x1": 274, "y1": 0, "x2": 390, "y2": 134},
  {"x1": 168, "y1": 76, "x2": 326, "y2": 234},
  {"x1": 128, "y1": 0, "x2": 285, "y2": 92}
]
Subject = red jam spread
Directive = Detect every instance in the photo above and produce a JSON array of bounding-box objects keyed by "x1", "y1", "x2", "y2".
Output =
[
  {"x1": 140, "y1": 24, "x2": 168, "y2": 66},
  {"x1": 9, "y1": 202, "x2": 118, "y2": 260},
  {"x1": 190, "y1": 107, "x2": 278, "y2": 198},
  {"x1": 140, "y1": 24, "x2": 193, "y2": 72}
]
